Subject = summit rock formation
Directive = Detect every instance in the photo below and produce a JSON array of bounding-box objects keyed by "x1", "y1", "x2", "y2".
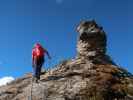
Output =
[
  {"x1": 76, "y1": 20, "x2": 115, "y2": 65},
  {"x1": 0, "y1": 20, "x2": 133, "y2": 100}
]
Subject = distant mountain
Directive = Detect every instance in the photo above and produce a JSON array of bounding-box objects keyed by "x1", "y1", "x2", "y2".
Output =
[{"x1": 0, "y1": 20, "x2": 133, "y2": 100}]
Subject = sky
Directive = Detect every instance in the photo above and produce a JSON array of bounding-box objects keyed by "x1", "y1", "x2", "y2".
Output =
[{"x1": 0, "y1": 0, "x2": 132, "y2": 80}]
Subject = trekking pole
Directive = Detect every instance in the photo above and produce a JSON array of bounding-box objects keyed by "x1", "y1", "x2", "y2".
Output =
[
  {"x1": 28, "y1": 77, "x2": 33, "y2": 100},
  {"x1": 48, "y1": 60, "x2": 52, "y2": 69},
  {"x1": 48, "y1": 59, "x2": 52, "y2": 73},
  {"x1": 31, "y1": 77, "x2": 33, "y2": 100}
]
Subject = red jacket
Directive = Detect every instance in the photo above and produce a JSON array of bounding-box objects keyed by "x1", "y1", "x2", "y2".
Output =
[{"x1": 32, "y1": 44, "x2": 46, "y2": 60}]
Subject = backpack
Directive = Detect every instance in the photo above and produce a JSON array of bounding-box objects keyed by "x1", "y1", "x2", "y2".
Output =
[{"x1": 32, "y1": 46, "x2": 45, "y2": 57}]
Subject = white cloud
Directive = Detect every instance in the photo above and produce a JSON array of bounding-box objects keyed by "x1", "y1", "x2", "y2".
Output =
[
  {"x1": 0, "y1": 76, "x2": 15, "y2": 86},
  {"x1": 56, "y1": 0, "x2": 64, "y2": 4}
]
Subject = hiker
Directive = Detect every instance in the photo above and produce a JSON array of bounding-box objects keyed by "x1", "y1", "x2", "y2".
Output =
[{"x1": 32, "y1": 43, "x2": 51, "y2": 83}]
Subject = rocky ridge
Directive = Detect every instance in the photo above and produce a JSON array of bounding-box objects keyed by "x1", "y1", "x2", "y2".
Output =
[{"x1": 0, "y1": 20, "x2": 133, "y2": 100}]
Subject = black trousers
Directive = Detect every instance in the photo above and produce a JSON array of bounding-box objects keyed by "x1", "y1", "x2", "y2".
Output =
[{"x1": 32, "y1": 56, "x2": 44, "y2": 80}]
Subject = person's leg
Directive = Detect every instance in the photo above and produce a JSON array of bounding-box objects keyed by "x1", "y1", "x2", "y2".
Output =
[
  {"x1": 38, "y1": 65, "x2": 41, "y2": 80},
  {"x1": 33, "y1": 58, "x2": 39, "y2": 82},
  {"x1": 33, "y1": 66, "x2": 36, "y2": 78},
  {"x1": 37, "y1": 57, "x2": 44, "y2": 80},
  {"x1": 32, "y1": 60, "x2": 37, "y2": 78},
  {"x1": 32, "y1": 66, "x2": 38, "y2": 82}
]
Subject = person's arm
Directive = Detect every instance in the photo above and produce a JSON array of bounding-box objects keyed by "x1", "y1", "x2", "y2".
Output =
[{"x1": 45, "y1": 49, "x2": 51, "y2": 59}]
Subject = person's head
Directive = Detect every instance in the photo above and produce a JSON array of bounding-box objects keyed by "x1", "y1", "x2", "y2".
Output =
[{"x1": 34, "y1": 43, "x2": 42, "y2": 48}]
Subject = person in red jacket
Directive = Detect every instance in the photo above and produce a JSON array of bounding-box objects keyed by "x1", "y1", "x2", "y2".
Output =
[{"x1": 32, "y1": 43, "x2": 51, "y2": 83}]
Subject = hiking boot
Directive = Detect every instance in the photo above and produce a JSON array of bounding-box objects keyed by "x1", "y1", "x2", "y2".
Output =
[
  {"x1": 32, "y1": 77, "x2": 38, "y2": 83},
  {"x1": 35, "y1": 78, "x2": 39, "y2": 83}
]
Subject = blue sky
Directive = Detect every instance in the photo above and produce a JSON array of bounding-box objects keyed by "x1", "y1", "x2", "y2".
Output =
[{"x1": 0, "y1": 0, "x2": 132, "y2": 78}]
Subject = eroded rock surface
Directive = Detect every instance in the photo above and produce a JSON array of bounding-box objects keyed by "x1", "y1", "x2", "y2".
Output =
[{"x1": 0, "y1": 20, "x2": 133, "y2": 100}]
